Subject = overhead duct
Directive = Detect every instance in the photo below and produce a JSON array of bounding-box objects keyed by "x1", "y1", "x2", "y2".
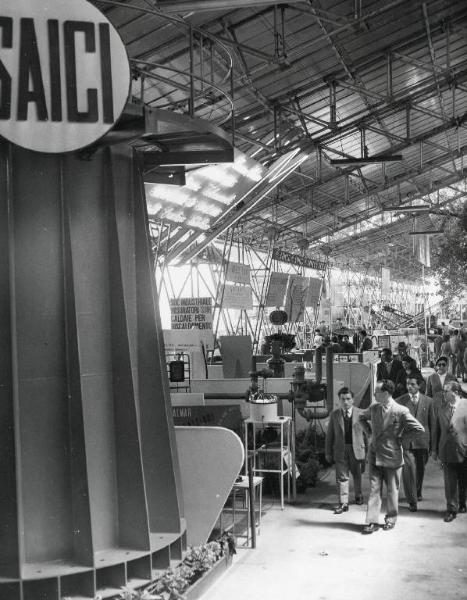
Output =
[{"x1": 157, "y1": 0, "x2": 308, "y2": 12}]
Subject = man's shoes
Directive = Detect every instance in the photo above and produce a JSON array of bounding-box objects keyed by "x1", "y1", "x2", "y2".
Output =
[
  {"x1": 362, "y1": 523, "x2": 378, "y2": 534},
  {"x1": 444, "y1": 511, "x2": 457, "y2": 522},
  {"x1": 334, "y1": 504, "x2": 349, "y2": 514},
  {"x1": 458, "y1": 505, "x2": 466, "y2": 513},
  {"x1": 355, "y1": 495, "x2": 364, "y2": 505},
  {"x1": 417, "y1": 494, "x2": 423, "y2": 502},
  {"x1": 382, "y1": 520, "x2": 396, "y2": 530},
  {"x1": 409, "y1": 503, "x2": 418, "y2": 512}
]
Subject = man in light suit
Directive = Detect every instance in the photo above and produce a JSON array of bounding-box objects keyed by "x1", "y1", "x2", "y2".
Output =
[
  {"x1": 432, "y1": 380, "x2": 467, "y2": 521},
  {"x1": 396, "y1": 376, "x2": 434, "y2": 510},
  {"x1": 426, "y1": 357, "x2": 457, "y2": 408},
  {"x1": 325, "y1": 387, "x2": 368, "y2": 514},
  {"x1": 360, "y1": 380, "x2": 424, "y2": 534}
]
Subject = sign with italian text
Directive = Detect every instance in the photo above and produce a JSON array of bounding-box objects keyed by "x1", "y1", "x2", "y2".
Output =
[
  {"x1": 170, "y1": 297, "x2": 213, "y2": 334},
  {"x1": 0, "y1": 0, "x2": 130, "y2": 153}
]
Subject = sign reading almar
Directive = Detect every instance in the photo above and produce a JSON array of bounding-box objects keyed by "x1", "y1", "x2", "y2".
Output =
[
  {"x1": 0, "y1": 0, "x2": 130, "y2": 153},
  {"x1": 272, "y1": 248, "x2": 327, "y2": 271}
]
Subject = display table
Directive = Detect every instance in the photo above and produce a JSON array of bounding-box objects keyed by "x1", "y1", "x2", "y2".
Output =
[{"x1": 243, "y1": 417, "x2": 294, "y2": 509}]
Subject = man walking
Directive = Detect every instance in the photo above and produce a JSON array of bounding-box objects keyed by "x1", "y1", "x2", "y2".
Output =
[
  {"x1": 396, "y1": 376, "x2": 434, "y2": 510},
  {"x1": 426, "y1": 357, "x2": 457, "y2": 408},
  {"x1": 325, "y1": 387, "x2": 368, "y2": 514},
  {"x1": 432, "y1": 381, "x2": 467, "y2": 521},
  {"x1": 360, "y1": 380, "x2": 424, "y2": 534}
]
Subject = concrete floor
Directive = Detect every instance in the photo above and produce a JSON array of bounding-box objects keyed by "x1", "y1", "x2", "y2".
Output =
[{"x1": 201, "y1": 459, "x2": 467, "y2": 600}]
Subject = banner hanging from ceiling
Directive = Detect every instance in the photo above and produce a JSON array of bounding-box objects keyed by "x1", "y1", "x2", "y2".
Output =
[
  {"x1": 225, "y1": 261, "x2": 250, "y2": 284},
  {"x1": 265, "y1": 272, "x2": 289, "y2": 307},
  {"x1": 305, "y1": 277, "x2": 322, "y2": 308},
  {"x1": 284, "y1": 275, "x2": 308, "y2": 323},
  {"x1": 222, "y1": 284, "x2": 253, "y2": 310}
]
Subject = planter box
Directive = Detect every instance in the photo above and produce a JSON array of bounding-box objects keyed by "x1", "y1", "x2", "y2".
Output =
[{"x1": 184, "y1": 555, "x2": 231, "y2": 600}]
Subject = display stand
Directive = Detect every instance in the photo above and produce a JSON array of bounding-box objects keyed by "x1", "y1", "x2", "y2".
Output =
[
  {"x1": 243, "y1": 417, "x2": 294, "y2": 509},
  {"x1": 219, "y1": 476, "x2": 263, "y2": 548}
]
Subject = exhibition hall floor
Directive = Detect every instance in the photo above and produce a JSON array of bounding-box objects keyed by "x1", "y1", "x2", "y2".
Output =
[{"x1": 201, "y1": 459, "x2": 467, "y2": 600}]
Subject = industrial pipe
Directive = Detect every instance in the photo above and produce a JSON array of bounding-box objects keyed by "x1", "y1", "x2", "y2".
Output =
[
  {"x1": 325, "y1": 345, "x2": 334, "y2": 413},
  {"x1": 315, "y1": 346, "x2": 323, "y2": 384}
]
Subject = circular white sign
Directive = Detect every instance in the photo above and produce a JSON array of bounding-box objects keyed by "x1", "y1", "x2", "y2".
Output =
[{"x1": 0, "y1": 0, "x2": 131, "y2": 153}]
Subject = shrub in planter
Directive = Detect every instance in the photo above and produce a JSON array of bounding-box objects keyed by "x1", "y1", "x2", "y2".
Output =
[
  {"x1": 63, "y1": 534, "x2": 235, "y2": 600},
  {"x1": 144, "y1": 533, "x2": 235, "y2": 600}
]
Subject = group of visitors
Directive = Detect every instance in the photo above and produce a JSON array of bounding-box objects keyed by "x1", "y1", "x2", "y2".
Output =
[
  {"x1": 325, "y1": 352, "x2": 467, "y2": 534},
  {"x1": 313, "y1": 329, "x2": 372, "y2": 353}
]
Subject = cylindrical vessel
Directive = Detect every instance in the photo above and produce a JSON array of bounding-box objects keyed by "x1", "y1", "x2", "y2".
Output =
[{"x1": 249, "y1": 395, "x2": 278, "y2": 421}]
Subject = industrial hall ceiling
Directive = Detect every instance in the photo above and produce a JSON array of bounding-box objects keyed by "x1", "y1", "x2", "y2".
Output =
[{"x1": 93, "y1": 0, "x2": 467, "y2": 281}]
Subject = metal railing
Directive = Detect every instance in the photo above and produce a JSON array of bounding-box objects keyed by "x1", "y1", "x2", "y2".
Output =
[{"x1": 96, "y1": 1, "x2": 235, "y2": 140}]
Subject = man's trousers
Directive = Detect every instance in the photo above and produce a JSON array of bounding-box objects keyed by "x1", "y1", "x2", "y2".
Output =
[
  {"x1": 443, "y1": 459, "x2": 467, "y2": 512},
  {"x1": 365, "y1": 462, "x2": 402, "y2": 525},
  {"x1": 334, "y1": 444, "x2": 362, "y2": 505},
  {"x1": 402, "y1": 448, "x2": 429, "y2": 502}
]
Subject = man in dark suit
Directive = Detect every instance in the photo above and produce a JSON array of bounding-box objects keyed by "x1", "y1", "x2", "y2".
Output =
[
  {"x1": 426, "y1": 357, "x2": 457, "y2": 408},
  {"x1": 360, "y1": 380, "x2": 424, "y2": 534},
  {"x1": 325, "y1": 387, "x2": 368, "y2": 514},
  {"x1": 376, "y1": 348, "x2": 403, "y2": 384},
  {"x1": 432, "y1": 381, "x2": 467, "y2": 522},
  {"x1": 341, "y1": 334, "x2": 356, "y2": 353},
  {"x1": 396, "y1": 376, "x2": 434, "y2": 510},
  {"x1": 359, "y1": 330, "x2": 373, "y2": 351}
]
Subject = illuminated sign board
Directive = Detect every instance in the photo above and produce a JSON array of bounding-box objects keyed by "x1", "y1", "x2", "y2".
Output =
[{"x1": 0, "y1": 0, "x2": 130, "y2": 153}]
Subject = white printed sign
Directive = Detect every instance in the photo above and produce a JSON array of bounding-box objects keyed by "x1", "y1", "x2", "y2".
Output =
[
  {"x1": 170, "y1": 297, "x2": 213, "y2": 346},
  {"x1": 0, "y1": 0, "x2": 130, "y2": 153},
  {"x1": 222, "y1": 284, "x2": 253, "y2": 310}
]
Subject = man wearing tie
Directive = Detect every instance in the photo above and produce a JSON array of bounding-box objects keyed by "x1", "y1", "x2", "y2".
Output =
[
  {"x1": 360, "y1": 380, "x2": 424, "y2": 534},
  {"x1": 325, "y1": 387, "x2": 368, "y2": 514},
  {"x1": 396, "y1": 376, "x2": 434, "y2": 510},
  {"x1": 432, "y1": 381, "x2": 467, "y2": 522}
]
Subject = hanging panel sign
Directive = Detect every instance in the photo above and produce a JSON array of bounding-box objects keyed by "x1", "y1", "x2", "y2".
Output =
[
  {"x1": 222, "y1": 284, "x2": 253, "y2": 310},
  {"x1": 225, "y1": 261, "x2": 250, "y2": 284},
  {"x1": 272, "y1": 248, "x2": 327, "y2": 271},
  {"x1": 284, "y1": 275, "x2": 308, "y2": 323},
  {"x1": 0, "y1": 0, "x2": 131, "y2": 153},
  {"x1": 305, "y1": 277, "x2": 322, "y2": 308},
  {"x1": 265, "y1": 272, "x2": 289, "y2": 307}
]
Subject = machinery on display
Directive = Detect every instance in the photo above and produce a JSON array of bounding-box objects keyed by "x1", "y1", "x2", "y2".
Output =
[
  {"x1": 288, "y1": 347, "x2": 332, "y2": 421},
  {"x1": 372, "y1": 304, "x2": 429, "y2": 331}
]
